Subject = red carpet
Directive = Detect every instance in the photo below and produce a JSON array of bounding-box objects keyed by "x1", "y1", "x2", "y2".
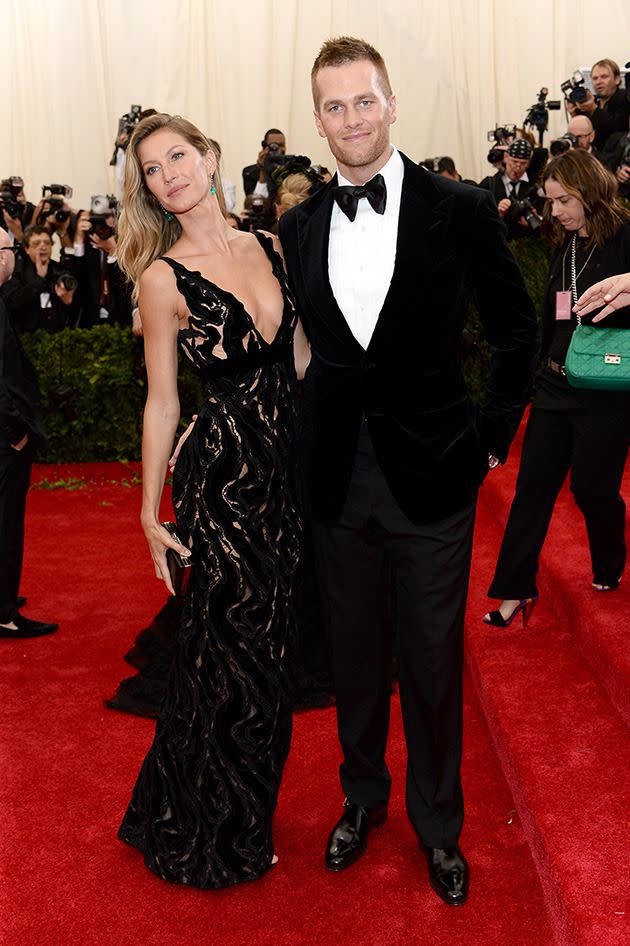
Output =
[
  {"x1": 466, "y1": 417, "x2": 630, "y2": 946},
  {"x1": 1, "y1": 436, "x2": 626, "y2": 945}
]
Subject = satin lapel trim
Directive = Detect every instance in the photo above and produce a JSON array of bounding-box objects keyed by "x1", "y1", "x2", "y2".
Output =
[{"x1": 296, "y1": 184, "x2": 365, "y2": 353}]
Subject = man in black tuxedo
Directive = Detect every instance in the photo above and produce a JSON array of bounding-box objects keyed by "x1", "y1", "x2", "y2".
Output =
[
  {"x1": 279, "y1": 37, "x2": 538, "y2": 905},
  {"x1": 0, "y1": 229, "x2": 57, "y2": 638}
]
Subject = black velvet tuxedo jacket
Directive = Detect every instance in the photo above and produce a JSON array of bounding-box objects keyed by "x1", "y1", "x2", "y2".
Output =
[{"x1": 279, "y1": 153, "x2": 538, "y2": 525}]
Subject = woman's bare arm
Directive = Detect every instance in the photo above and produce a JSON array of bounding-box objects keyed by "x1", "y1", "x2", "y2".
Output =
[{"x1": 139, "y1": 262, "x2": 191, "y2": 591}]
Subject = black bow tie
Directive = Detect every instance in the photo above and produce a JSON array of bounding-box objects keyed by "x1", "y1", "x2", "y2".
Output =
[{"x1": 332, "y1": 174, "x2": 387, "y2": 222}]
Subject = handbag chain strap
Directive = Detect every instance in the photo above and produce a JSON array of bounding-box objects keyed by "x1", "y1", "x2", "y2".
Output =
[{"x1": 570, "y1": 234, "x2": 597, "y2": 322}]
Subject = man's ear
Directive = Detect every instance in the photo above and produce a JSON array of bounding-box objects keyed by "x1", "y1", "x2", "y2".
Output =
[
  {"x1": 388, "y1": 95, "x2": 398, "y2": 126},
  {"x1": 314, "y1": 109, "x2": 327, "y2": 139}
]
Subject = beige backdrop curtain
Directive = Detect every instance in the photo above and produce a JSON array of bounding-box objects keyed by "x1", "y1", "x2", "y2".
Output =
[{"x1": 2, "y1": 0, "x2": 630, "y2": 210}]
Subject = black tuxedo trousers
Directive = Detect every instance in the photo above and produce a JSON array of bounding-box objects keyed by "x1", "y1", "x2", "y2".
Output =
[
  {"x1": 313, "y1": 420, "x2": 476, "y2": 848},
  {"x1": 0, "y1": 440, "x2": 31, "y2": 622}
]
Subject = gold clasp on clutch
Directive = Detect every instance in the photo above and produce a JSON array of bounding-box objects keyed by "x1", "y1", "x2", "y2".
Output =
[{"x1": 604, "y1": 354, "x2": 621, "y2": 365}]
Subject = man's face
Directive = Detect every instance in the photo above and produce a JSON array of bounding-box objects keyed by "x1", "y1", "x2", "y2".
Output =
[
  {"x1": 505, "y1": 154, "x2": 530, "y2": 182},
  {"x1": 265, "y1": 133, "x2": 286, "y2": 155},
  {"x1": 591, "y1": 65, "x2": 620, "y2": 101},
  {"x1": 313, "y1": 59, "x2": 396, "y2": 181},
  {"x1": 26, "y1": 232, "x2": 52, "y2": 266},
  {"x1": 567, "y1": 117, "x2": 595, "y2": 150}
]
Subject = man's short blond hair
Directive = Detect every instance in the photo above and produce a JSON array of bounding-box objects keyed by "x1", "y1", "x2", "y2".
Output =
[
  {"x1": 311, "y1": 36, "x2": 392, "y2": 107},
  {"x1": 591, "y1": 58, "x2": 621, "y2": 79}
]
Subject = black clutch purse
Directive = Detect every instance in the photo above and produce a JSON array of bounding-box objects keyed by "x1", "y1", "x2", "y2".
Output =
[{"x1": 161, "y1": 521, "x2": 193, "y2": 595}]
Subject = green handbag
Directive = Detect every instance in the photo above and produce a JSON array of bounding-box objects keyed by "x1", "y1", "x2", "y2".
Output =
[
  {"x1": 564, "y1": 234, "x2": 630, "y2": 391},
  {"x1": 565, "y1": 323, "x2": 630, "y2": 391}
]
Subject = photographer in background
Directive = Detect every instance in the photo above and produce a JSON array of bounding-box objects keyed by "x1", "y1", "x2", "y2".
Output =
[
  {"x1": 31, "y1": 185, "x2": 76, "y2": 252},
  {"x1": 567, "y1": 59, "x2": 630, "y2": 152},
  {"x1": 436, "y1": 156, "x2": 477, "y2": 185},
  {"x1": 0, "y1": 228, "x2": 57, "y2": 639},
  {"x1": 0, "y1": 177, "x2": 36, "y2": 243},
  {"x1": 64, "y1": 199, "x2": 132, "y2": 327},
  {"x1": 567, "y1": 115, "x2": 597, "y2": 153},
  {"x1": 478, "y1": 138, "x2": 542, "y2": 240},
  {"x1": 1, "y1": 226, "x2": 79, "y2": 333},
  {"x1": 242, "y1": 128, "x2": 286, "y2": 198},
  {"x1": 604, "y1": 117, "x2": 630, "y2": 198},
  {"x1": 110, "y1": 106, "x2": 158, "y2": 193}
]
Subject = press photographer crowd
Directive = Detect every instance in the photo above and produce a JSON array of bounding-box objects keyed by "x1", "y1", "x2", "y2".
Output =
[{"x1": 1, "y1": 56, "x2": 630, "y2": 339}]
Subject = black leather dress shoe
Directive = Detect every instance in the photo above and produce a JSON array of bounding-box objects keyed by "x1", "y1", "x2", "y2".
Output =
[
  {"x1": 0, "y1": 613, "x2": 59, "y2": 638},
  {"x1": 325, "y1": 799, "x2": 388, "y2": 872},
  {"x1": 423, "y1": 844, "x2": 469, "y2": 906}
]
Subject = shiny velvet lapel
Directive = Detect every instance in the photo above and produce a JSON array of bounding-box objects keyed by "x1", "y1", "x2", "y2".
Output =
[{"x1": 294, "y1": 152, "x2": 455, "y2": 353}]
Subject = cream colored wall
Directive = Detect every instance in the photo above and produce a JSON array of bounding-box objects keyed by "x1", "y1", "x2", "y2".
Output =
[{"x1": 2, "y1": 0, "x2": 629, "y2": 211}]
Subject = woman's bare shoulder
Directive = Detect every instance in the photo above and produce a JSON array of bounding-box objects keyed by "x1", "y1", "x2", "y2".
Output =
[{"x1": 140, "y1": 257, "x2": 178, "y2": 291}]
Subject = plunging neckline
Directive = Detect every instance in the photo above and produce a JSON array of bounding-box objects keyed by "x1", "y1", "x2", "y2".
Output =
[{"x1": 163, "y1": 233, "x2": 287, "y2": 348}]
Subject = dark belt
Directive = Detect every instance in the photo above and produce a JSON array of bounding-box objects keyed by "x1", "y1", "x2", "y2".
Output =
[{"x1": 546, "y1": 358, "x2": 566, "y2": 376}]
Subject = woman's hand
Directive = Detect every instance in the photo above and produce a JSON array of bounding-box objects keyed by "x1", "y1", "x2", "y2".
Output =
[
  {"x1": 169, "y1": 415, "x2": 197, "y2": 473},
  {"x1": 574, "y1": 272, "x2": 630, "y2": 322},
  {"x1": 141, "y1": 518, "x2": 191, "y2": 596}
]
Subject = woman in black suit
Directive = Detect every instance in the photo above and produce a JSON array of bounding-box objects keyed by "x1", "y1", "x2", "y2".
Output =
[{"x1": 484, "y1": 149, "x2": 630, "y2": 627}]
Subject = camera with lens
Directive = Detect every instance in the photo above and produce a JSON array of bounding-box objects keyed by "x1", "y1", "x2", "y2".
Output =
[
  {"x1": 37, "y1": 185, "x2": 73, "y2": 225},
  {"x1": 549, "y1": 132, "x2": 578, "y2": 157},
  {"x1": 524, "y1": 88, "x2": 561, "y2": 143},
  {"x1": 486, "y1": 126, "x2": 516, "y2": 164},
  {"x1": 0, "y1": 190, "x2": 20, "y2": 219},
  {"x1": 487, "y1": 124, "x2": 516, "y2": 144},
  {"x1": 89, "y1": 194, "x2": 118, "y2": 240},
  {"x1": 0, "y1": 176, "x2": 24, "y2": 219},
  {"x1": 510, "y1": 196, "x2": 542, "y2": 232},
  {"x1": 119, "y1": 104, "x2": 142, "y2": 136},
  {"x1": 561, "y1": 71, "x2": 588, "y2": 105},
  {"x1": 117, "y1": 104, "x2": 143, "y2": 144},
  {"x1": 56, "y1": 273, "x2": 79, "y2": 294},
  {"x1": 241, "y1": 193, "x2": 275, "y2": 232}
]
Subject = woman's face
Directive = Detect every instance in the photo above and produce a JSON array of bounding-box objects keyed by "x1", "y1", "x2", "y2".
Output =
[
  {"x1": 544, "y1": 178, "x2": 587, "y2": 236},
  {"x1": 138, "y1": 127, "x2": 215, "y2": 217}
]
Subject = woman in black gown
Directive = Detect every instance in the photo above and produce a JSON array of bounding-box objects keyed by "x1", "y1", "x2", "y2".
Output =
[{"x1": 116, "y1": 113, "x2": 307, "y2": 887}]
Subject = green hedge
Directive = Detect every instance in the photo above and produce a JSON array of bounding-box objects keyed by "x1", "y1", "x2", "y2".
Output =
[{"x1": 23, "y1": 235, "x2": 551, "y2": 462}]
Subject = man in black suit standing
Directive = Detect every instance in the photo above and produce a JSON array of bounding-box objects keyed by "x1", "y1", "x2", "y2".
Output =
[
  {"x1": 0, "y1": 228, "x2": 57, "y2": 638},
  {"x1": 279, "y1": 37, "x2": 538, "y2": 905}
]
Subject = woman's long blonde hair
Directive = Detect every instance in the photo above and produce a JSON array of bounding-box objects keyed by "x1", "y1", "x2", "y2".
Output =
[{"x1": 117, "y1": 113, "x2": 226, "y2": 303}]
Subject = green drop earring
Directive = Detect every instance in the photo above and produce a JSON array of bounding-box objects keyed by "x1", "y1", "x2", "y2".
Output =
[
  {"x1": 210, "y1": 174, "x2": 217, "y2": 197},
  {"x1": 160, "y1": 204, "x2": 174, "y2": 222}
]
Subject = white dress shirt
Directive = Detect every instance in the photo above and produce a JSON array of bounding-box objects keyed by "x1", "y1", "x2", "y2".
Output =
[{"x1": 329, "y1": 146, "x2": 403, "y2": 350}]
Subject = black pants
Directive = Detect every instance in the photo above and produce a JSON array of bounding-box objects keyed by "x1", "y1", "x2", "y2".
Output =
[
  {"x1": 0, "y1": 439, "x2": 32, "y2": 623},
  {"x1": 489, "y1": 396, "x2": 629, "y2": 599},
  {"x1": 313, "y1": 423, "x2": 476, "y2": 848}
]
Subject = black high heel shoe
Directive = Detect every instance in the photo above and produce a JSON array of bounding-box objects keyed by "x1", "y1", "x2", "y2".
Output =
[{"x1": 482, "y1": 597, "x2": 538, "y2": 628}]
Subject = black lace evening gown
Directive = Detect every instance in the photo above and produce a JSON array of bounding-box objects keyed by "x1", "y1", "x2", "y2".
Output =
[{"x1": 118, "y1": 232, "x2": 302, "y2": 888}]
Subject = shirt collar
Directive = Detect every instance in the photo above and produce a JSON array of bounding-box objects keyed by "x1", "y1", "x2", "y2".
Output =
[{"x1": 502, "y1": 170, "x2": 529, "y2": 188}]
